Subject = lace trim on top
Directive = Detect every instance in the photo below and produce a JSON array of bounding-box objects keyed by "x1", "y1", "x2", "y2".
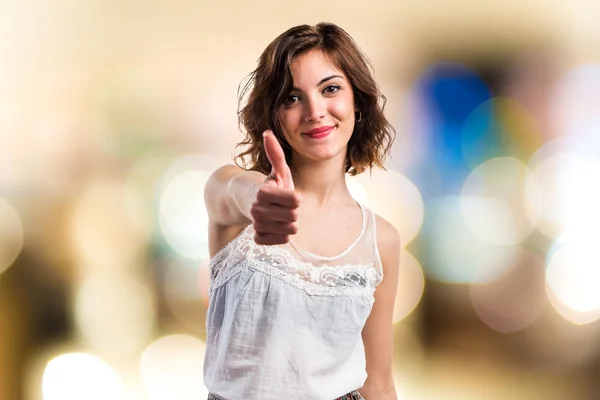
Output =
[
  {"x1": 210, "y1": 259, "x2": 376, "y2": 303},
  {"x1": 209, "y1": 228, "x2": 378, "y2": 302},
  {"x1": 371, "y1": 210, "x2": 384, "y2": 282}
]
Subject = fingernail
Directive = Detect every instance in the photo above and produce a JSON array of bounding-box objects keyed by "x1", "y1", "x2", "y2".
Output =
[{"x1": 263, "y1": 130, "x2": 270, "y2": 138}]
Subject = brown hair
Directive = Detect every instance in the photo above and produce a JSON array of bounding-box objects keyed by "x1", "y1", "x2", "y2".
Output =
[{"x1": 235, "y1": 22, "x2": 395, "y2": 176}]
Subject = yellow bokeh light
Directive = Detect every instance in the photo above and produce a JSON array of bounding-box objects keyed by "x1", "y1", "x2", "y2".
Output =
[
  {"x1": 461, "y1": 98, "x2": 544, "y2": 168},
  {"x1": 393, "y1": 249, "x2": 425, "y2": 323},
  {"x1": 353, "y1": 169, "x2": 424, "y2": 247},
  {"x1": 493, "y1": 98, "x2": 544, "y2": 160},
  {"x1": 75, "y1": 271, "x2": 155, "y2": 356},
  {"x1": 42, "y1": 353, "x2": 124, "y2": 400},
  {"x1": 0, "y1": 197, "x2": 24, "y2": 275},
  {"x1": 461, "y1": 157, "x2": 540, "y2": 246},
  {"x1": 140, "y1": 334, "x2": 208, "y2": 400}
]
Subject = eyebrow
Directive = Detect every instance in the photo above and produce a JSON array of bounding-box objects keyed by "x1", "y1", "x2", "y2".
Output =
[{"x1": 291, "y1": 75, "x2": 344, "y2": 92}]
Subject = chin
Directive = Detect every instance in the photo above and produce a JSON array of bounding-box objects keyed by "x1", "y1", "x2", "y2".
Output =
[{"x1": 303, "y1": 147, "x2": 345, "y2": 162}]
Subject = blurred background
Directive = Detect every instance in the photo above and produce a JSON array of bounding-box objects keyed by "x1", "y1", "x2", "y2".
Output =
[{"x1": 1, "y1": 1, "x2": 599, "y2": 399}]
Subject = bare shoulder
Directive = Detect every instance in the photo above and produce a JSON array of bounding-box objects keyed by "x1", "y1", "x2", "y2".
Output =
[
  {"x1": 205, "y1": 164, "x2": 244, "y2": 186},
  {"x1": 216, "y1": 163, "x2": 245, "y2": 174},
  {"x1": 204, "y1": 164, "x2": 243, "y2": 205}
]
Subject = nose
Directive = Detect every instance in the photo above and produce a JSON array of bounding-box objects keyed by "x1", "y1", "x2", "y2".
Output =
[{"x1": 304, "y1": 96, "x2": 326, "y2": 122}]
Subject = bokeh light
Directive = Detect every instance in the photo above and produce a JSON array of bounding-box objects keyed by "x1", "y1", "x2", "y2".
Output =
[
  {"x1": 422, "y1": 196, "x2": 517, "y2": 283},
  {"x1": 0, "y1": 197, "x2": 24, "y2": 275},
  {"x1": 461, "y1": 157, "x2": 539, "y2": 246},
  {"x1": 140, "y1": 334, "x2": 208, "y2": 400},
  {"x1": 353, "y1": 169, "x2": 424, "y2": 247},
  {"x1": 470, "y1": 249, "x2": 547, "y2": 333},
  {"x1": 393, "y1": 249, "x2": 425, "y2": 323},
  {"x1": 42, "y1": 353, "x2": 124, "y2": 400},
  {"x1": 75, "y1": 271, "x2": 155, "y2": 356},
  {"x1": 158, "y1": 154, "x2": 228, "y2": 260},
  {"x1": 546, "y1": 237, "x2": 600, "y2": 325},
  {"x1": 346, "y1": 176, "x2": 369, "y2": 206},
  {"x1": 491, "y1": 98, "x2": 544, "y2": 158},
  {"x1": 526, "y1": 149, "x2": 600, "y2": 238}
]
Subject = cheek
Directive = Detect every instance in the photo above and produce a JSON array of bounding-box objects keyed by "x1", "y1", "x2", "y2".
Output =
[
  {"x1": 330, "y1": 97, "x2": 355, "y2": 121},
  {"x1": 278, "y1": 109, "x2": 302, "y2": 132}
]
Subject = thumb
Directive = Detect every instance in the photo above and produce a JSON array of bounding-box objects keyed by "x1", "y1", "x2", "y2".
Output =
[{"x1": 263, "y1": 130, "x2": 294, "y2": 190}]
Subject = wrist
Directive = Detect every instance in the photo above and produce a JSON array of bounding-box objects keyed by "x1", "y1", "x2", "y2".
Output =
[{"x1": 247, "y1": 182, "x2": 261, "y2": 216}]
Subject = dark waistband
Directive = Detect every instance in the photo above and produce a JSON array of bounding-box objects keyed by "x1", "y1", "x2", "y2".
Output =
[{"x1": 207, "y1": 390, "x2": 364, "y2": 400}]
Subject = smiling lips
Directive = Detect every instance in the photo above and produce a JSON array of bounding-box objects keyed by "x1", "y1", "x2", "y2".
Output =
[{"x1": 302, "y1": 125, "x2": 335, "y2": 139}]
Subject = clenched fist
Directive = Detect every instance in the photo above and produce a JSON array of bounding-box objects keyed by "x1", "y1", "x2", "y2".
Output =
[{"x1": 251, "y1": 130, "x2": 301, "y2": 245}]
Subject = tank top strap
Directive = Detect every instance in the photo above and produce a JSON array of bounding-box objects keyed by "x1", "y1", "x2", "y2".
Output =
[{"x1": 360, "y1": 206, "x2": 384, "y2": 285}]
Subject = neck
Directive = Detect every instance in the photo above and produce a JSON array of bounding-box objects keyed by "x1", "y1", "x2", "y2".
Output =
[{"x1": 289, "y1": 151, "x2": 352, "y2": 207}]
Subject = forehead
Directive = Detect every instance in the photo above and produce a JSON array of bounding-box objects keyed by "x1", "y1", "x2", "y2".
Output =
[{"x1": 289, "y1": 50, "x2": 346, "y2": 86}]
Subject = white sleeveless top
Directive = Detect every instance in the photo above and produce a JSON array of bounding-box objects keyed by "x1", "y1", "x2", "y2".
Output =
[{"x1": 203, "y1": 204, "x2": 383, "y2": 400}]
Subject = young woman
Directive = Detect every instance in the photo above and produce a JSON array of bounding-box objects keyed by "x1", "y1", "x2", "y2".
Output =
[{"x1": 203, "y1": 22, "x2": 400, "y2": 400}]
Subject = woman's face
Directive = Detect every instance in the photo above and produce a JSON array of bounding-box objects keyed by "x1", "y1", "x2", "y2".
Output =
[{"x1": 277, "y1": 50, "x2": 356, "y2": 166}]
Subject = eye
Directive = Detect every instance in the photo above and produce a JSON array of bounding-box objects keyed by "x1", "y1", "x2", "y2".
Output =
[
  {"x1": 284, "y1": 94, "x2": 300, "y2": 105},
  {"x1": 323, "y1": 85, "x2": 340, "y2": 94}
]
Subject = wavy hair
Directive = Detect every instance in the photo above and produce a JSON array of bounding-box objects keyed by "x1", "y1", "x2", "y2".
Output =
[{"x1": 235, "y1": 22, "x2": 395, "y2": 176}]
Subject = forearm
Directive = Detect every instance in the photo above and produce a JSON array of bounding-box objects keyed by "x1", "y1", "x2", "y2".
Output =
[
  {"x1": 204, "y1": 165, "x2": 265, "y2": 226},
  {"x1": 227, "y1": 170, "x2": 265, "y2": 221}
]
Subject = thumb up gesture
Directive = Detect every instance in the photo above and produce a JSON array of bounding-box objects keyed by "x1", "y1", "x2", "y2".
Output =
[{"x1": 251, "y1": 130, "x2": 301, "y2": 245}]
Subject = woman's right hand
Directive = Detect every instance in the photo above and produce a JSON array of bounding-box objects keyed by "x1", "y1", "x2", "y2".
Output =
[{"x1": 250, "y1": 131, "x2": 301, "y2": 245}]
